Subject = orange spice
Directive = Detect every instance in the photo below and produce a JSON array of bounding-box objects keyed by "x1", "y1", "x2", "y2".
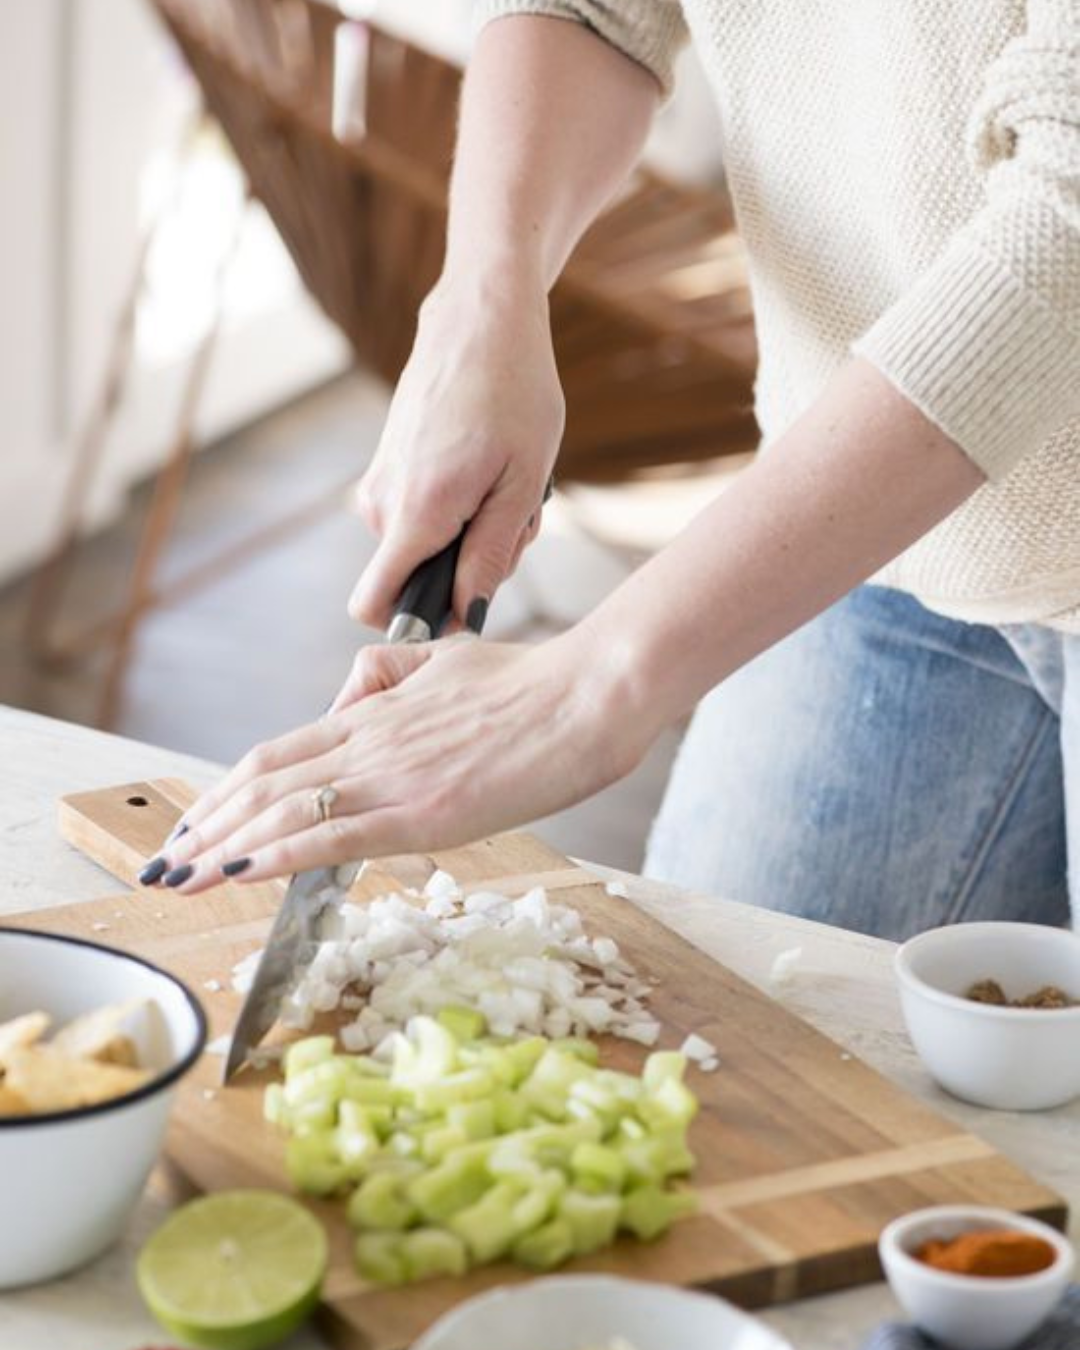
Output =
[{"x1": 915, "y1": 1229, "x2": 1057, "y2": 1278}]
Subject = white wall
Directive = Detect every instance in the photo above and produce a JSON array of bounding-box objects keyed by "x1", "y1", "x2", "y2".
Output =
[{"x1": 0, "y1": 1, "x2": 349, "y2": 585}]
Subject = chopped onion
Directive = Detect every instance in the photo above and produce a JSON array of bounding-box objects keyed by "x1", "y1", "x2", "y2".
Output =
[
  {"x1": 770, "y1": 946, "x2": 803, "y2": 987},
  {"x1": 680, "y1": 1032, "x2": 718, "y2": 1063},
  {"x1": 234, "y1": 874, "x2": 663, "y2": 1051}
]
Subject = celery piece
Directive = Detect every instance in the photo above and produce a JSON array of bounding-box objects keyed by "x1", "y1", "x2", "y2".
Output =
[
  {"x1": 347, "y1": 1171, "x2": 417, "y2": 1231},
  {"x1": 263, "y1": 1082, "x2": 289, "y2": 1128},
  {"x1": 567, "y1": 1079, "x2": 625, "y2": 1134},
  {"x1": 619, "y1": 1134, "x2": 693, "y2": 1186},
  {"x1": 354, "y1": 1231, "x2": 408, "y2": 1285},
  {"x1": 387, "y1": 1131, "x2": 420, "y2": 1159},
  {"x1": 526, "y1": 1048, "x2": 593, "y2": 1097},
  {"x1": 501, "y1": 1036, "x2": 547, "y2": 1084},
  {"x1": 284, "y1": 1035, "x2": 336, "y2": 1079},
  {"x1": 447, "y1": 1098, "x2": 496, "y2": 1141},
  {"x1": 286, "y1": 1133, "x2": 351, "y2": 1196},
  {"x1": 420, "y1": 1124, "x2": 470, "y2": 1166},
  {"x1": 552, "y1": 1037, "x2": 601, "y2": 1066},
  {"x1": 412, "y1": 1068, "x2": 496, "y2": 1114},
  {"x1": 393, "y1": 1017, "x2": 458, "y2": 1086},
  {"x1": 448, "y1": 1181, "x2": 526, "y2": 1263},
  {"x1": 334, "y1": 1101, "x2": 380, "y2": 1170},
  {"x1": 340, "y1": 1073, "x2": 398, "y2": 1108},
  {"x1": 284, "y1": 1058, "x2": 353, "y2": 1111},
  {"x1": 557, "y1": 1189, "x2": 621, "y2": 1256},
  {"x1": 638, "y1": 1078, "x2": 699, "y2": 1131},
  {"x1": 288, "y1": 1097, "x2": 337, "y2": 1133},
  {"x1": 570, "y1": 1141, "x2": 628, "y2": 1194},
  {"x1": 642, "y1": 1051, "x2": 687, "y2": 1093},
  {"x1": 436, "y1": 1005, "x2": 487, "y2": 1044},
  {"x1": 511, "y1": 1217, "x2": 576, "y2": 1271},
  {"x1": 401, "y1": 1227, "x2": 469, "y2": 1281},
  {"x1": 596, "y1": 1069, "x2": 645, "y2": 1104},
  {"x1": 618, "y1": 1116, "x2": 647, "y2": 1143},
  {"x1": 521, "y1": 1087, "x2": 570, "y2": 1123},
  {"x1": 407, "y1": 1153, "x2": 490, "y2": 1223},
  {"x1": 620, "y1": 1185, "x2": 698, "y2": 1241},
  {"x1": 492, "y1": 1090, "x2": 529, "y2": 1133},
  {"x1": 511, "y1": 1170, "x2": 565, "y2": 1232}
]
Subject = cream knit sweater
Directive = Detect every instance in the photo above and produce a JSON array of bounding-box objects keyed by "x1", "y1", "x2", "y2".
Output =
[{"x1": 476, "y1": 0, "x2": 1080, "y2": 630}]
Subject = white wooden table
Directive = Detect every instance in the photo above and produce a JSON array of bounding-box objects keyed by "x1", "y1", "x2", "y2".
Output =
[{"x1": 0, "y1": 704, "x2": 1075, "y2": 1350}]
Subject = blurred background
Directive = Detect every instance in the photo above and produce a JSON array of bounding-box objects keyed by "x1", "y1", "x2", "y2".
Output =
[{"x1": 0, "y1": 0, "x2": 756, "y2": 869}]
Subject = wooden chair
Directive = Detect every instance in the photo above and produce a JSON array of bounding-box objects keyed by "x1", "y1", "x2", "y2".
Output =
[{"x1": 26, "y1": 0, "x2": 757, "y2": 723}]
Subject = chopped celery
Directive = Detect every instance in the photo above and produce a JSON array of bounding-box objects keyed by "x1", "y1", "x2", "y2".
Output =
[
  {"x1": 263, "y1": 1082, "x2": 288, "y2": 1128},
  {"x1": 558, "y1": 1189, "x2": 621, "y2": 1255},
  {"x1": 620, "y1": 1185, "x2": 698, "y2": 1241},
  {"x1": 447, "y1": 1098, "x2": 496, "y2": 1141},
  {"x1": 400, "y1": 1227, "x2": 469, "y2": 1280},
  {"x1": 448, "y1": 1181, "x2": 526, "y2": 1263},
  {"x1": 511, "y1": 1216, "x2": 576, "y2": 1270},
  {"x1": 412, "y1": 1068, "x2": 496, "y2": 1114},
  {"x1": 552, "y1": 1037, "x2": 601, "y2": 1065},
  {"x1": 419, "y1": 1123, "x2": 469, "y2": 1165},
  {"x1": 334, "y1": 1101, "x2": 380, "y2": 1169},
  {"x1": 347, "y1": 1172, "x2": 417, "y2": 1231},
  {"x1": 638, "y1": 1076, "x2": 699, "y2": 1130},
  {"x1": 340, "y1": 1074, "x2": 398, "y2": 1108},
  {"x1": 407, "y1": 1153, "x2": 489, "y2": 1223},
  {"x1": 570, "y1": 1141, "x2": 627, "y2": 1193},
  {"x1": 642, "y1": 1050, "x2": 687, "y2": 1092},
  {"x1": 284, "y1": 1035, "x2": 335, "y2": 1078},
  {"x1": 436, "y1": 1005, "x2": 486, "y2": 1043},
  {"x1": 286, "y1": 1133, "x2": 351, "y2": 1195},
  {"x1": 492, "y1": 1090, "x2": 529, "y2": 1133},
  {"x1": 354, "y1": 1232, "x2": 407, "y2": 1285},
  {"x1": 393, "y1": 1016, "x2": 458, "y2": 1085}
]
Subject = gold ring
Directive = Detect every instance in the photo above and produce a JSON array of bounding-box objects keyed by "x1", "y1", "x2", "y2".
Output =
[{"x1": 312, "y1": 784, "x2": 339, "y2": 826}]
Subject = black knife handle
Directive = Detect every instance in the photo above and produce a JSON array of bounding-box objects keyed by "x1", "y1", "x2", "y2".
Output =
[{"x1": 390, "y1": 532, "x2": 464, "y2": 641}]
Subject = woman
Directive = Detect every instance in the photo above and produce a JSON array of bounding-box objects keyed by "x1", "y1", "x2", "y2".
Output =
[{"x1": 143, "y1": 2, "x2": 1080, "y2": 940}]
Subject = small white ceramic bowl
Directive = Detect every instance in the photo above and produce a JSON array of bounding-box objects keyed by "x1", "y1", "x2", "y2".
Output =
[
  {"x1": 0, "y1": 927, "x2": 206, "y2": 1288},
  {"x1": 895, "y1": 922, "x2": 1080, "y2": 1110},
  {"x1": 880, "y1": 1205, "x2": 1074, "y2": 1350},
  {"x1": 412, "y1": 1275, "x2": 793, "y2": 1350}
]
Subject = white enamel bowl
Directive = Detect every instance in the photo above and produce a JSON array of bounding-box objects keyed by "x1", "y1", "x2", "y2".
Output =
[
  {"x1": 413, "y1": 1275, "x2": 793, "y2": 1350},
  {"x1": 880, "y1": 1206, "x2": 1074, "y2": 1350},
  {"x1": 895, "y1": 922, "x2": 1080, "y2": 1110},
  {"x1": 0, "y1": 927, "x2": 207, "y2": 1287}
]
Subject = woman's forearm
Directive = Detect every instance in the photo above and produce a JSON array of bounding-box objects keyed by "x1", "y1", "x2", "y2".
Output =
[
  {"x1": 579, "y1": 357, "x2": 987, "y2": 741},
  {"x1": 443, "y1": 16, "x2": 659, "y2": 296}
]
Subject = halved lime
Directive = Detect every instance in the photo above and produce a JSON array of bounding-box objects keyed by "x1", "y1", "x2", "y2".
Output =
[{"x1": 137, "y1": 1189, "x2": 328, "y2": 1350}]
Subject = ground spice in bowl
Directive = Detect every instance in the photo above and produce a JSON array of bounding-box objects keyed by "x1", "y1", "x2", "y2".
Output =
[
  {"x1": 965, "y1": 979, "x2": 1079, "y2": 1009},
  {"x1": 915, "y1": 1229, "x2": 1058, "y2": 1278}
]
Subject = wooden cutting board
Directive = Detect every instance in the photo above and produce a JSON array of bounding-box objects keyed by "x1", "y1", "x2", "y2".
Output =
[{"x1": 11, "y1": 779, "x2": 1066, "y2": 1350}]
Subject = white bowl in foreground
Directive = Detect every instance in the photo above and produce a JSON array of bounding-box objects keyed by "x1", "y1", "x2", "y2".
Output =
[
  {"x1": 412, "y1": 1274, "x2": 792, "y2": 1350},
  {"x1": 880, "y1": 1206, "x2": 1073, "y2": 1350},
  {"x1": 895, "y1": 922, "x2": 1080, "y2": 1109},
  {"x1": 0, "y1": 927, "x2": 206, "y2": 1288}
]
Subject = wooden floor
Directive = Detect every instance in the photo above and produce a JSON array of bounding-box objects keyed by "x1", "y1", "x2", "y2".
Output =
[{"x1": 0, "y1": 373, "x2": 687, "y2": 871}]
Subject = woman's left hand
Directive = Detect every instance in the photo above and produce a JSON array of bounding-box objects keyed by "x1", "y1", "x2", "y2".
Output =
[{"x1": 143, "y1": 632, "x2": 642, "y2": 894}]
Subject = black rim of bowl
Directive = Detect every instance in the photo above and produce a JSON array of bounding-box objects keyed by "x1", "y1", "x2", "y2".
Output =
[{"x1": 0, "y1": 926, "x2": 208, "y2": 1128}]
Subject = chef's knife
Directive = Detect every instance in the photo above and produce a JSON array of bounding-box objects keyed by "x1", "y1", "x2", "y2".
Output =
[{"x1": 223, "y1": 533, "x2": 463, "y2": 1081}]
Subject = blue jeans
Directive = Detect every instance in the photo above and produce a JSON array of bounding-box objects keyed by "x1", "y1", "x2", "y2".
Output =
[{"x1": 644, "y1": 585, "x2": 1079, "y2": 940}]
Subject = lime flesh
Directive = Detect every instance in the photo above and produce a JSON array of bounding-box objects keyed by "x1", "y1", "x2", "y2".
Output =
[{"x1": 137, "y1": 1189, "x2": 328, "y2": 1350}]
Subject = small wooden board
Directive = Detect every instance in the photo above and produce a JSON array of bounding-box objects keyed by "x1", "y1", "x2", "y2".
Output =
[{"x1": 9, "y1": 780, "x2": 1065, "y2": 1349}]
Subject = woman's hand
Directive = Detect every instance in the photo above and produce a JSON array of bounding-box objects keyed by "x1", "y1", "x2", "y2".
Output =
[
  {"x1": 350, "y1": 275, "x2": 564, "y2": 633},
  {"x1": 143, "y1": 631, "x2": 645, "y2": 892}
]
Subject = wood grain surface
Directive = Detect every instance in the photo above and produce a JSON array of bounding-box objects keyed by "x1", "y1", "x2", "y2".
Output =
[{"x1": 8, "y1": 779, "x2": 1065, "y2": 1350}]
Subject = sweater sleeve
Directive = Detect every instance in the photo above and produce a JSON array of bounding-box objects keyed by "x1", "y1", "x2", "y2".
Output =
[
  {"x1": 472, "y1": 1, "x2": 688, "y2": 98},
  {"x1": 853, "y1": 0, "x2": 1080, "y2": 481}
]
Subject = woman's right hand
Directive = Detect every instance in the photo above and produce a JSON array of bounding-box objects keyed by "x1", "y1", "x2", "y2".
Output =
[{"x1": 348, "y1": 274, "x2": 565, "y2": 632}]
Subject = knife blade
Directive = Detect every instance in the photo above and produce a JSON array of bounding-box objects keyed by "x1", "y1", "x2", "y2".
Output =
[{"x1": 223, "y1": 532, "x2": 463, "y2": 1081}]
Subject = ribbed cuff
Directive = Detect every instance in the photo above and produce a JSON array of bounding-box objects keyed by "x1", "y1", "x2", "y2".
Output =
[
  {"x1": 473, "y1": 0, "x2": 687, "y2": 98},
  {"x1": 854, "y1": 240, "x2": 1080, "y2": 483}
]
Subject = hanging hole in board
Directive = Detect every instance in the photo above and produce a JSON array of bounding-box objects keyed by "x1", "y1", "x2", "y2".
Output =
[{"x1": 126, "y1": 796, "x2": 149, "y2": 807}]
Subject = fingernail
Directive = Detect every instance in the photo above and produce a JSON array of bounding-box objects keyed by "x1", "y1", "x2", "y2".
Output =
[
  {"x1": 221, "y1": 858, "x2": 251, "y2": 878},
  {"x1": 138, "y1": 857, "x2": 168, "y2": 886},
  {"x1": 167, "y1": 821, "x2": 189, "y2": 844},
  {"x1": 466, "y1": 596, "x2": 489, "y2": 635},
  {"x1": 164, "y1": 864, "x2": 194, "y2": 888}
]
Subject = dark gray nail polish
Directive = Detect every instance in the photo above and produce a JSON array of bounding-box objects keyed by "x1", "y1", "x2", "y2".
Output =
[
  {"x1": 138, "y1": 857, "x2": 168, "y2": 886},
  {"x1": 164, "y1": 864, "x2": 194, "y2": 888},
  {"x1": 466, "y1": 596, "x2": 489, "y2": 635},
  {"x1": 222, "y1": 858, "x2": 251, "y2": 878}
]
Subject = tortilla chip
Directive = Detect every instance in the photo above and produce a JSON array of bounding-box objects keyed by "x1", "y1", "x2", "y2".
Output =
[
  {"x1": 0, "y1": 1011, "x2": 50, "y2": 1065},
  {"x1": 0, "y1": 1083, "x2": 30, "y2": 1116},
  {"x1": 4, "y1": 1046, "x2": 149, "y2": 1112},
  {"x1": 50, "y1": 999, "x2": 145, "y2": 1068}
]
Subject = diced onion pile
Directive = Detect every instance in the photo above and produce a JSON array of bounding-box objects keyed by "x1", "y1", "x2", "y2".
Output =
[{"x1": 233, "y1": 872, "x2": 666, "y2": 1054}]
